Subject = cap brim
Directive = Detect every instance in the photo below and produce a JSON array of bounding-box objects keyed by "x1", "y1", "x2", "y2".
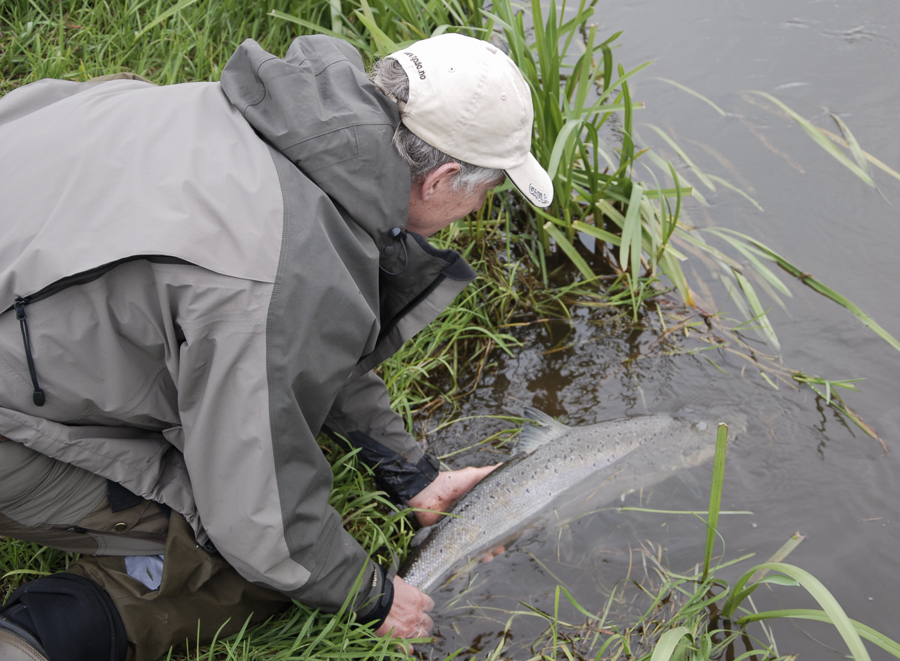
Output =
[{"x1": 505, "y1": 153, "x2": 554, "y2": 208}]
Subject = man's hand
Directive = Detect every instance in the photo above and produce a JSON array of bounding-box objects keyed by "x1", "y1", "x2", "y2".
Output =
[
  {"x1": 374, "y1": 576, "x2": 434, "y2": 641},
  {"x1": 407, "y1": 465, "x2": 500, "y2": 527}
]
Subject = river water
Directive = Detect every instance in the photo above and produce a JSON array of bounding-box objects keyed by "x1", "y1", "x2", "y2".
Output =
[{"x1": 421, "y1": 1, "x2": 900, "y2": 658}]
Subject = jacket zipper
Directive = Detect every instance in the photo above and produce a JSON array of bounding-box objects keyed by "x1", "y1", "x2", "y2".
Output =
[
  {"x1": 6, "y1": 256, "x2": 192, "y2": 409},
  {"x1": 14, "y1": 296, "x2": 45, "y2": 407}
]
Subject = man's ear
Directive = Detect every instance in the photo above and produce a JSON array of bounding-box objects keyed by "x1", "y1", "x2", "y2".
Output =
[{"x1": 419, "y1": 162, "x2": 461, "y2": 201}]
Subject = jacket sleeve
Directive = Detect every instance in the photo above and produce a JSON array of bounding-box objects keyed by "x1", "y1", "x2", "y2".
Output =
[
  {"x1": 324, "y1": 371, "x2": 439, "y2": 504},
  {"x1": 173, "y1": 296, "x2": 384, "y2": 614}
]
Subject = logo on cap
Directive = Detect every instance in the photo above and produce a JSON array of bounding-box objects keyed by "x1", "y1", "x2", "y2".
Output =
[
  {"x1": 529, "y1": 184, "x2": 549, "y2": 205},
  {"x1": 403, "y1": 51, "x2": 427, "y2": 80}
]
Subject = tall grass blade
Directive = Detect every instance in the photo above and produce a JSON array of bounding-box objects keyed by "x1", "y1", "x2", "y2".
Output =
[
  {"x1": 543, "y1": 221, "x2": 595, "y2": 279},
  {"x1": 702, "y1": 228, "x2": 792, "y2": 298},
  {"x1": 353, "y1": 0, "x2": 398, "y2": 55},
  {"x1": 832, "y1": 113, "x2": 875, "y2": 182},
  {"x1": 133, "y1": 0, "x2": 201, "y2": 41},
  {"x1": 644, "y1": 124, "x2": 716, "y2": 191},
  {"x1": 707, "y1": 174, "x2": 765, "y2": 212},
  {"x1": 734, "y1": 271, "x2": 781, "y2": 351},
  {"x1": 817, "y1": 126, "x2": 900, "y2": 185},
  {"x1": 619, "y1": 183, "x2": 645, "y2": 276},
  {"x1": 653, "y1": 77, "x2": 727, "y2": 116},
  {"x1": 701, "y1": 422, "x2": 728, "y2": 581},
  {"x1": 747, "y1": 532, "x2": 805, "y2": 585},
  {"x1": 749, "y1": 91, "x2": 875, "y2": 187},
  {"x1": 547, "y1": 119, "x2": 585, "y2": 179},
  {"x1": 724, "y1": 562, "x2": 872, "y2": 661},
  {"x1": 571, "y1": 220, "x2": 622, "y2": 246},
  {"x1": 738, "y1": 610, "x2": 900, "y2": 657},
  {"x1": 737, "y1": 234, "x2": 900, "y2": 353},
  {"x1": 268, "y1": 10, "x2": 368, "y2": 49},
  {"x1": 662, "y1": 162, "x2": 682, "y2": 246},
  {"x1": 649, "y1": 627, "x2": 692, "y2": 661}
]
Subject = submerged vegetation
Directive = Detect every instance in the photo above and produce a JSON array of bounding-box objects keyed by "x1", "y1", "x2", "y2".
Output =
[{"x1": 1, "y1": 0, "x2": 898, "y2": 659}]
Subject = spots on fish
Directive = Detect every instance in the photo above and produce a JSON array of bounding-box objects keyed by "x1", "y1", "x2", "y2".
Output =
[{"x1": 400, "y1": 412, "x2": 725, "y2": 593}]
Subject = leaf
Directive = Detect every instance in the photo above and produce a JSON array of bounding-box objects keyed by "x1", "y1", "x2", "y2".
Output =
[
  {"x1": 832, "y1": 113, "x2": 874, "y2": 182},
  {"x1": 739, "y1": 609, "x2": 900, "y2": 657},
  {"x1": 268, "y1": 10, "x2": 367, "y2": 49},
  {"x1": 706, "y1": 174, "x2": 764, "y2": 212},
  {"x1": 743, "y1": 235, "x2": 900, "y2": 354},
  {"x1": 748, "y1": 91, "x2": 875, "y2": 187},
  {"x1": 619, "y1": 184, "x2": 645, "y2": 277},
  {"x1": 653, "y1": 77, "x2": 727, "y2": 116},
  {"x1": 734, "y1": 271, "x2": 781, "y2": 351},
  {"x1": 353, "y1": 0, "x2": 398, "y2": 55},
  {"x1": 724, "y1": 562, "x2": 872, "y2": 661},
  {"x1": 133, "y1": 0, "x2": 201, "y2": 40},
  {"x1": 547, "y1": 119, "x2": 585, "y2": 179},
  {"x1": 702, "y1": 422, "x2": 728, "y2": 580},
  {"x1": 572, "y1": 220, "x2": 622, "y2": 246},
  {"x1": 649, "y1": 628, "x2": 692, "y2": 661},
  {"x1": 644, "y1": 124, "x2": 716, "y2": 191},
  {"x1": 543, "y1": 222, "x2": 595, "y2": 279}
]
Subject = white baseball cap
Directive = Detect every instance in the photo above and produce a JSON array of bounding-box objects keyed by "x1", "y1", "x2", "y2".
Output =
[{"x1": 385, "y1": 33, "x2": 554, "y2": 208}]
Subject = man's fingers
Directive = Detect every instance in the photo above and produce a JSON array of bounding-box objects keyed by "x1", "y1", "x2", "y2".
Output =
[
  {"x1": 409, "y1": 464, "x2": 502, "y2": 527},
  {"x1": 374, "y1": 576, "x2": 434, "y2": 640}
]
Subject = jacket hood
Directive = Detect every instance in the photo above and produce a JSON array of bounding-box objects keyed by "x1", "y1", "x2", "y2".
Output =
[{"x1": 220, "y1": 36, "x2": 410, "y2": 242}]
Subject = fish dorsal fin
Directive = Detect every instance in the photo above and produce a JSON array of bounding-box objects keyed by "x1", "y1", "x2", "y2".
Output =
[{"x1": 516, "y1": 407, "x2": 572, "y2": 456}]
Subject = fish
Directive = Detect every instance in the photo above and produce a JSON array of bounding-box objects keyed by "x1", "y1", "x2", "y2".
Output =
[{"x1": 398, "y1": 407, "x2": 746, "y2": 594}]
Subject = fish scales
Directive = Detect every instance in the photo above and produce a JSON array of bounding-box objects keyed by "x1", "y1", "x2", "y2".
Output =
[{"x1": 400, "y1": 412, "x2": 693, "y2": 593}]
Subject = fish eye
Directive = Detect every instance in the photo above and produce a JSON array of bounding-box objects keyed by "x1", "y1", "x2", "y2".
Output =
[{"x1": 694, "y1": 421, "x2": 708, "y2": 432}]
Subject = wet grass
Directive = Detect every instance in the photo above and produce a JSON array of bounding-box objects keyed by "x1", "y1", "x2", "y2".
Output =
[{"x1": 1, "y1": 0, "x2": 898, "y2": 659}]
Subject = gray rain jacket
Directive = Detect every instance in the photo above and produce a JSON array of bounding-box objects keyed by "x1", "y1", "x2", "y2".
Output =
[{"x1": 0, "y1": 36, "x2": 475, "y2": 611}]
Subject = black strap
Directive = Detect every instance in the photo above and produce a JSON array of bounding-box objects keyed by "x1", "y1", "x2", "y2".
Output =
[
  {"x1": 354, "y1": 564, "x2": 394, "y2": 629},
  {"x1": 106, "y1": 480, "x2": 144, "y2": 513},
  {"x1": 333, "y1": 430, "x2": 439, "y2": 504}
]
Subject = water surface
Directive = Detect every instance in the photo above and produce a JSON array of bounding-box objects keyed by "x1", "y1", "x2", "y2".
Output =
[{"x1": 421, "y1": 1, "x2": 900, "y2": 657}]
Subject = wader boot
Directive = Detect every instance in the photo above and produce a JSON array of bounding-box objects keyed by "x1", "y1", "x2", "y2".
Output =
[{"x1": 0, "y1": 619, "x2": 48, "y2": 661}]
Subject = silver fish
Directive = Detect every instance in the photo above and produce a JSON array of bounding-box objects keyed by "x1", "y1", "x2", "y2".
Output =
[{"x1": 399, "y1": 407, "x2": 746, "y2": 594}]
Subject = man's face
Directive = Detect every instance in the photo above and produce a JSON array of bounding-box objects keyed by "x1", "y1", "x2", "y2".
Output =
[
  {"x1": 407, "y1": 180, "x2": 495, "y2": 237},
  {"x1": 406, "y1": 163, "x2": 502, "y2": 237}
]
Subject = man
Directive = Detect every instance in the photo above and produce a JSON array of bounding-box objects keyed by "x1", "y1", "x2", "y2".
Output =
[{"x1": 0, "y1": 32, "x2": 553, "y2": 661}]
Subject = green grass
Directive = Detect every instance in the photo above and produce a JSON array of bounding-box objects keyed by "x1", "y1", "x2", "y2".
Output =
[{"x1": 2, "y1": 0, "x2": 898, "y2": 659}]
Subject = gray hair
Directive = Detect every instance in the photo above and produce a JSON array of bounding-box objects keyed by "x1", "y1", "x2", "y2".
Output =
[{"x1": 369, "y1": 57, "x2": 504, "y2": 192}]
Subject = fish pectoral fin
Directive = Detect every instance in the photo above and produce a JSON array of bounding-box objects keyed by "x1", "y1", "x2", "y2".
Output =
[{"x1": 409, "y1": 525, "x2": 435, "y2": 548}]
